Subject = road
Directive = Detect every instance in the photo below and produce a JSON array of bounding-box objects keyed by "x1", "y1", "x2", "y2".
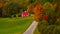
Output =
[{"x1": 23, "y1": 21, "x2": 38, "y2": 34}]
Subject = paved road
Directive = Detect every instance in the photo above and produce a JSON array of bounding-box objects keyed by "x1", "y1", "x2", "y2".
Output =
[{"x1": 23, "y1": 21, "x2": 38, "y2": 34}]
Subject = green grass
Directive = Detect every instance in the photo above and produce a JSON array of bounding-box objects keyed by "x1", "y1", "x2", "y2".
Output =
[
  {"x1": 33, "y1": 27, "x2": 41, "y2": 34},
  {"x1": 0, "y1": 16, "x2": 33, "y2": 34}
]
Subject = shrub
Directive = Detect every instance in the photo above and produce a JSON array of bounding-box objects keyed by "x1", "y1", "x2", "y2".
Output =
[
  {"x1": 38, "y1": 21, "x2": 60, "y2": 34},
  {"x1": 37, "y1": 2, "x2": 60, "y2": 34},
  {"x1": 3, "y1": 2, "x2": 21, "y2": 17}
]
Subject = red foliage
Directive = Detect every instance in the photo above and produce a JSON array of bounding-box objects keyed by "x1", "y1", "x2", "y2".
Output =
[{"x1": 42, "y1": 14, "x2": 48, "y2": 21}]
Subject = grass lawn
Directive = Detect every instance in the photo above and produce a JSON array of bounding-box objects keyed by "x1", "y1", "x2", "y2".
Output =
[
  {"x1": 0, "y1": 16, "x2": 33, "y2": 34},
  {"x1": 33, "y1": 27, "x2": 41, "y2": 34}
]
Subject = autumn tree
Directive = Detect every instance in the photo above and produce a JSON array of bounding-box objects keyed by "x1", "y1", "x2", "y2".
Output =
[{"x1": 33, "y1": 4, "x2": 44, "y2": 21}]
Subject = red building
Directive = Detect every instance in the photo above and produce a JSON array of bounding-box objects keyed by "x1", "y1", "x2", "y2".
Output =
[{"x1": 22, "y1": 11, "x2": 29, "y2": 17}]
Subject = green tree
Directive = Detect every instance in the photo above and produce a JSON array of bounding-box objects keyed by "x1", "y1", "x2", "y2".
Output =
[{"x1": 4, "y1": 2, "x2": 21, "y2": 17}]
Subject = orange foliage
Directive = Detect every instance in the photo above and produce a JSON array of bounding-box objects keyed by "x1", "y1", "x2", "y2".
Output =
[
  {"x1": 33, "y1": 4, "x2": 44, "y2": 21},
  {"x1": 2, "y1": 9, "x2": 7, "y2": 15},
  {"x1": 0, "y1": 2, "x2": 3, "y2": 8},
  {"x1": 7, "y1": 0, "x2": 11, "y2": 2},
  {"x1": 15, "y1": 0, "x2": 18, "y2": 2},
  {"x1": 27, "y1": 5, "x2": 34, "y2": 12},
  {"x1": 4, "y1": 2, "x2": 8, "y2": 6},
  {"x1": 53, "y1": 3, "x2": 57, "y2": 9}
]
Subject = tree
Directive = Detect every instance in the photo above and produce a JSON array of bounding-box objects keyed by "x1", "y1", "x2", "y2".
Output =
[
  {"x1": 44, "y1": 2, "x2": 56, "y2": 25},
  {"x1": 4, "y1": 2, "x2": 21, "y2": 17},
  {"x1": 34, "y1": 4, "x2": 44, "y2": 21}
]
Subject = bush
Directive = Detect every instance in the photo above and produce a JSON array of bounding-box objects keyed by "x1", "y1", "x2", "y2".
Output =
[
  {"x1": 3, "y1": 2, "x2": 21, "y2": 17},
  {"x1": 38, "y1": 20, "x2": 60, "y2": 34}
]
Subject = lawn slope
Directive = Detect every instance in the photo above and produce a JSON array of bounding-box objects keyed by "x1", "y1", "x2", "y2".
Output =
[{"x1": 0, "y1": 16, "x2": 33, "y2": 34}]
